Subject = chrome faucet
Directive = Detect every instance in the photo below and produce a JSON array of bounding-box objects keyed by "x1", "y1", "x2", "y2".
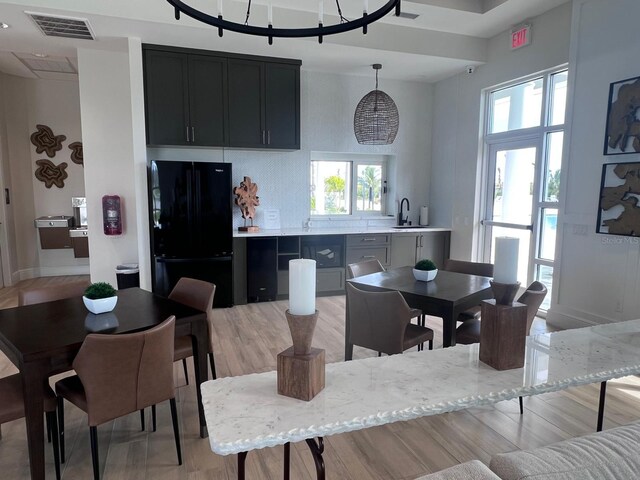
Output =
[{"x1": 398, "y1": 198, "x2": 410, "y2": 226}]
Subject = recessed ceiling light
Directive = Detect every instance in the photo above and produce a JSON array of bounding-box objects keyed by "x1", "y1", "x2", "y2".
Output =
[{"x1": 0, "y1": 22, "x2": 10, "y2": 29}]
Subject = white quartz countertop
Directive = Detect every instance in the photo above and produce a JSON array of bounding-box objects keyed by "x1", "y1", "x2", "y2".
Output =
[
  {"x1": 202, "y1": 319, "x2": 640, "y2": 456},
  {"x1": 233, "y1": 225, "x2": 451, "y2": 237}
]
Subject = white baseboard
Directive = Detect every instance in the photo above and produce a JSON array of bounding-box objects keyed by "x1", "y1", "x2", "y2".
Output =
[
  {"x1": 15, "y1": 265, "x2": 91, "y2": 282},
  {"x1": 545, "y1": 305, "x2": 618, "y2": 330}
]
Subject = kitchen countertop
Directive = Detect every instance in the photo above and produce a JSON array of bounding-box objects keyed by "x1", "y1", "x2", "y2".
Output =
[{"x1": 233, "y1": 225, "x2": 451, "y2": 238}]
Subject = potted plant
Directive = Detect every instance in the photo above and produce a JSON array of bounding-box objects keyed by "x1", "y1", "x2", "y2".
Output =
[
  {"x1": 413, "y1": 259, "x2": 438, "y2": 282},
  {"x1": 83, "y1": 282, "x2": 118, "y2": 314}
]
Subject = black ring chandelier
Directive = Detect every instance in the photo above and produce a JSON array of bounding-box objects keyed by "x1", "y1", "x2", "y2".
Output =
[{"x1": 166, "y1": 0, "x2": 402, "y2": 44}]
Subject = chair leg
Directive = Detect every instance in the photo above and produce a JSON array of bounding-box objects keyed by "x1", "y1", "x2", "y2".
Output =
[
  {"x1": 169, "y1": 398, "x2": 183, "y2": 465},
  {"x1": 377, "y1": 352, "x2": 382, "y2": 357},
  {"x1": 152, "y1": 404, "x2": 157, "y2": 432},
  {"x1": 182, "y1": 358, "x2": 189, "y2": 385},
  {"x1": 46, "y1": 413, "x2": 52, "y2": 443},
  {"x1": 139, "y1": 409, "x2": 145, "y2": 431},
  {"x1": 90, "y1": 426, "x2": 100, "y2": 480},
  {"x1": 57, "y1": 396, "x2": 65, "y2": 464},
  {"x1": 429, "y1": 339, "x2": 433, "y2": 351},
  {"x1": 519, "y1": 396, "x2": 524, "y2": 415},
  {"x1": 46, "y1": 411, "x2": 61, "y2": 480},
  {"x1": 421, "y1": 314, "x2": 425, "y2": 327},
  {"x1": 208, "y1": 352, "x2": 217, "y2": 380}
]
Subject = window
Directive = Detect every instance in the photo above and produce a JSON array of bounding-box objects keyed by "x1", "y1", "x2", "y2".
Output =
[
  {"x1": 481, "y1": 68, "x2": 568, "y2": 312},
  {"x1": 310, "y1": 154, "x2": 387, "y2": 216}
]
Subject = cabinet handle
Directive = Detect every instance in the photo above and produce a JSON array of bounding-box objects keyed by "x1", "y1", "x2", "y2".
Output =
[
  {"x1": 362, "y1": 255, "x2": 376, "y2": 259},
  {"x1": 191, "y1": 126, "x2": 195, "y2": 143},
  {"x1": 262, "y1": 130, "x2": 266, "y2": 144},
  {"x1": 267, "y1": 130, "x2": 271, "y2": 145},
  {"x1": 420, "y1": 235, "x2": 424, "y2": 248},
  {"x1": 362, "y1": 237, "x2": 377, "y2": 242},
  {"x1": 186, "y1": 126, "x2": 190, "y2": 142}
]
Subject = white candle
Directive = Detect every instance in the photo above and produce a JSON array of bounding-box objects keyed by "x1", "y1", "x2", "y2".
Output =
[
  {"x1": 493, "y1": 237, "x2": 519, "y2": 284},
  {"x1": 289, "y1": 259, "x2": 316, "y2": 315},
  {"x1": 217, "y1": 0, "x2": 223, "y2": 16},
  {"x1": 364, "y1": 0, "x2": 368, "y2": 14},
  {"x1": 318, "y1": 0, "x2": 324, "y2": 23},
  {"x1": 268, "y1": 1, "x2": 273, "y2": 24}
]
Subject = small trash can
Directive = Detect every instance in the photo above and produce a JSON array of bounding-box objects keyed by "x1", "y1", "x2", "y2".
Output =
[{"x1": 116, "y1": 263, "x2": 140, "y2": 290}]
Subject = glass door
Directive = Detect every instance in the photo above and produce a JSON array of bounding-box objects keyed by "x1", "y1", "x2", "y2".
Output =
[{"x1": 483, "y1": 141, "x2": 538, "y2": 286}]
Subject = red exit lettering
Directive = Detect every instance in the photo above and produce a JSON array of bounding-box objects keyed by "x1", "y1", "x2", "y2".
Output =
[{"x1": 511, "y1": 25, "x2": 531, "y2": 50}]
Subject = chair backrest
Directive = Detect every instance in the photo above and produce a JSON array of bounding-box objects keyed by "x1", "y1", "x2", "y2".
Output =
[
  {"x1": 347, "y1": 259, "x2": 385, "y2": 280},
  {"x1": 346, "y1": 283, "x2": 411, "y2": 355},
  {"x1": 517, "y1": 281, "x2": 548, "y2": 334},
  {"x1": 168, "y1": 277, "x2": 215, "y2": 320},
  {"x1": 72, "y1": 316, "x2": 176, "y2": 426},
  {"x1": 18, "y1": 280, "x2": 90, "y2": 306},
  {"x1": 443, "y1": 259, "x2": 494, "y2": 278}
]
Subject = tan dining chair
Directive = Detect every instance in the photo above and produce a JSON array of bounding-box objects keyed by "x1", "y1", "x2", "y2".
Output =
[
  {"x1": 347, "y1": 259, "x2": 425, "y2": 326},
  {"x1": 442, "y1": 259, "x2": 494, "y2": 323},
  {"x1": 0, "y1": 374, "x2": 61, "y2": 480},
  {"x1": 18, "y1": 280, "x2": 90, "y2": 306},
  {"x1": 168, "y1": 277, "x2": 217, "y2": 384},
  {"x1": 455, "y1": 281, "x2": 548, "y2": 415},
  {"x1": 346, "y1": 283, "x2": 434, "y2": 355},
  {"x1": 55, "y1": 316, "x2": 181, "y2": 480}
]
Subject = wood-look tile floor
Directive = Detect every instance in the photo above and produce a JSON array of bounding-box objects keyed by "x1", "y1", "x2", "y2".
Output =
[{"x1": 1, "y1": 277, "x2": 639, "y2": 479}]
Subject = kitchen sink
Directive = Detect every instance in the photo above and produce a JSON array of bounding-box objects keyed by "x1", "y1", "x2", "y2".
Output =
[{"x1": 392, "y1": 225, "x2": 427, "y2": 229}]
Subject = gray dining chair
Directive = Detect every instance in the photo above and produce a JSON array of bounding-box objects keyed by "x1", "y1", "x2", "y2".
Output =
[
  {"x1": 346, "y1": 283, "x2": 434, "y2": 355},
  {"x1": 347, "y1": 259, "x2": 425, "y2": 326}
]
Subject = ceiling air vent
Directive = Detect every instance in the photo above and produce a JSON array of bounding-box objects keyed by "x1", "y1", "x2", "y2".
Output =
[
  {"x1": 397, "y1": 11, "x2": 420, "y2": 20},
  {"x1": 26, "y1": 12, "x2": 95, "y2": 40}
]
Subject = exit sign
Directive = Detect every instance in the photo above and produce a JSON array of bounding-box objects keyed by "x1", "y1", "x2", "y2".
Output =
[{"x1": 511, "y1": 24, "x2": 531, "y2": 50}]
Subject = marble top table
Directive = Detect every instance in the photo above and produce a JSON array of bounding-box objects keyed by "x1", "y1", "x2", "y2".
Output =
[{"x1": 201, "y1": 319, "x2": 640, "y2": 478}]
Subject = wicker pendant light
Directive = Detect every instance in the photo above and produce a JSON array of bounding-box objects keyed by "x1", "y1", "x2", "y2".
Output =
[{"x1": 354, "y1": 64, "x2": 399, "y2": 145}]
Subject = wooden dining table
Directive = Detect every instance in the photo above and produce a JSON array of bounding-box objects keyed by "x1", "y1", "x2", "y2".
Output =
[
  {"x1": 0, "y1": 287, "x2": 210, "y2": 480},
  {"x1": 346, "y1": 266, "x2": 493, "y2": 358}
]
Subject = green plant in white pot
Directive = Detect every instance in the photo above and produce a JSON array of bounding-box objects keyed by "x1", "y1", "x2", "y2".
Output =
[
  {"x1": 83, "y1": 282, "x2": 118, "y2": 314},
  {"x1": 413, "y1": 259, "x2": 438, "y2": 281}
]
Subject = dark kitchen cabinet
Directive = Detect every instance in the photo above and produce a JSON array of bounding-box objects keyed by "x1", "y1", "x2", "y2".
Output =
[
  {"x1": 227, "y1": 59, "x2": 300, "y2": 149},
  {"x1": 144, "y1": 49, "x2": 226, "y2": 147},
  {"x1": 247, "y1": 237, "x2": 277, "y2": 303}
]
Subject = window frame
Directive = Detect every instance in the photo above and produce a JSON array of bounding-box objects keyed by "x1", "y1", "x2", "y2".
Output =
[{"x1": 310, "y1": 153, "x2": 388, "y2": 218}]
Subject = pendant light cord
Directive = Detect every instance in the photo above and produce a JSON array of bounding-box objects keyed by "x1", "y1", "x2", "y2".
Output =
[
  {"x1": 244, "y1": 0, "x2": 252, "y2": 25},
  {"x1": 335, "y1": 1, "x2": 349, "y2": 23}
]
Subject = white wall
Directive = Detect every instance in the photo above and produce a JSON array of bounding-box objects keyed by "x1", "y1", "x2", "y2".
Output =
[
  {"x1": 148, "y1": 70, "x2": 433, "y2": 229},
  {"x1": 0, "y1": 74, "x2": 87, "y2": 281},
  {"x1": 429, "y1": 3, "x2": 572, "y2": 260},
  {"x1": 78, "y1": 38, "x2": 149, "y2": 288},
  {"x1": 547, "y1": 0, "x2": 640, "y2": 328}
]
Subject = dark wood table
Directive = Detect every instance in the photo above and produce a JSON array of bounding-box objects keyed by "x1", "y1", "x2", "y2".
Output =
[
  {"x1": 346, "y1": 267, "x2": 492, "y2": 357},
  {"x1": 0, "y1": 288, "x2": 209, "y2": 480}
]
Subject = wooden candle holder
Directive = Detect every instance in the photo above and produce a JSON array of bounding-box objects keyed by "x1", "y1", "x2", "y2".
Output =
[
  {"x1": 490, "y1": 280, "x2": 521, "y2": 305},
  {"x1": 479, "y1": 299, "x2": 527, "y2": 370},
  {"x1": 277, "y1": 310, "x2": 325, "y2": 401}
]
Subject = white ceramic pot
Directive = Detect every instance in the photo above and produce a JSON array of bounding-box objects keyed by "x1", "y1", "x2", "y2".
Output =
[
  {"x1": 83, "y1": 296, "x2": 118, "y2": 314},
  {"x1": 413, "y1": 268, "x2": 438, "y2": 282}
]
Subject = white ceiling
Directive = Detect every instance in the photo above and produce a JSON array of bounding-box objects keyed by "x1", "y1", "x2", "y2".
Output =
[{"x1": 0, "y1": 0, "x2": 569, "y2": 82}]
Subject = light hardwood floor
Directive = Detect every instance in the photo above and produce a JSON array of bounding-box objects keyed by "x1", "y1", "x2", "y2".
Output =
[{"x1": 1, "y1": 277, "x2": 639, "y2": 479}]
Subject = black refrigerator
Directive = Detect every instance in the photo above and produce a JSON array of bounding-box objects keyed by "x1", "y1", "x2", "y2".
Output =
[{"x1": 149, "y1": 160, "x2": 233, "y2": 307}]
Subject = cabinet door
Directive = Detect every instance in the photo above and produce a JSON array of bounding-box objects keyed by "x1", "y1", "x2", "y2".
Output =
[
  {"x1": 247, "y1": 237, "x2": 277, "y2": 302},
  {"x1": 144, "y1": 50, "x2": 190, "y2": 146},
  {"x1": 417, "y1": 232, "x2": 448, "y2": 269},
  {"x1": 227, "y1": 59, "x2": 265, "y2": 148},
  {"x1": 265, "y1": 63, "x2": 300, "y2": 149},
  {"x1": 389, "y1": 234, "x2": 419, "y2": 269},
  {"x1": 188, "y1": 54, "x2": 227, "y2": 146}
]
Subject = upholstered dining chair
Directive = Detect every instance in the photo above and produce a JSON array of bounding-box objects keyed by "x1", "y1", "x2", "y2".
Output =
[
  {"x1": 0, "y1": 374, "x2": 61, "y2": 480},
  {"x1": 168, "y1": 277, "x2": 217, "y2": 384},
  {"x1": 347, "y1": 259, "x2": 425, "y2": 326},
  {"x1": 346, "y1": 283, "x2": 434, "y2": 355},
  {"x1": 455, "y1": 281, "x2": 548, "y2": 415},
  {"x1": 442, "y1": 259, "x2": 494, "y2": 323},
  {"x1": 55, "y1": 316, "x2": 182, "y2": 480},
  {"x1": 18, "y1": 280, "x2": 90, "y2": 306}
]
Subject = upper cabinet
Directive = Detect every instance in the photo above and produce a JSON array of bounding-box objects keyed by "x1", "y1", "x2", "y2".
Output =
[
  {"x1": 143, "y1": 45, "x2": 300, "y2": 150},
  {"x1": 144, "y1": 49, "x2": 226, "y2": 147},
  {"x1": 228, "y1": 59, "x2": 300, "y2": 149}
]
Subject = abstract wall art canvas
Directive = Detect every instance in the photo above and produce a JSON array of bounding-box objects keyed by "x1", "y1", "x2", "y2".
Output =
[
  {"x1": 604, "y1": 76, "x2": 640, "y2": 155},
  {"x1": 597, "y1": 162, "x2": 640, "y2": 236}
]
